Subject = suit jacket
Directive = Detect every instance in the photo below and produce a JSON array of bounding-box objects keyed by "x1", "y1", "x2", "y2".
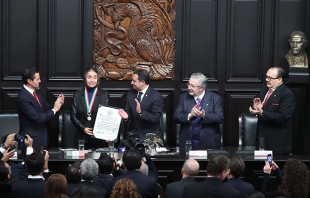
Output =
[
  {"x1": 255, "y1": 83, "x2": 295, "y2": 154},
  {"x1": 110, "y1": 170, "x2": 158, "y2": 198},
  {"x1": 173, "y1": 91, "x2": 224, "y2": 148},
  {"x1": 163, "y1": 178, "x2": 195, "y2": 198},
  {"x1": 69, "y1": 181, "x2": 108, "y2": 198},
  {"x1": 223, "y1": 178, "x2": 254, "y2": 198},
  {"x1": 11, "y1": 178, "x2": 46, "y2": 198},
  {"x1": 183, "y1": 177, "x2": 239, "y2": 198},
  {"x1": 71, "y1": 88, "x2": 109, "y2": 144},
  {"x1": 16, "y1": 87, "x2": 54, "y2": 148},
  {"x1": 93, "y1": 174, "x2": 113, "y2": 193},
  {"x1": 124, "y1": 87, "x2": 164, "y2": 140}
]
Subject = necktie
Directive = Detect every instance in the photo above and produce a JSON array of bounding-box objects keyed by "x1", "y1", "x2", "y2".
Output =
[
  {"x1": 262, "y1": 89, "x2": 273, "y2": 107},
  {"x1": 33, "y1": 91, "x2": 42, "y2": 107},
  {"x1": 137, "y1": 92, "x2": 143, "y2": 103},
  {"x1": 196, "y1": 98, "x2": 201, "y2": 104}
]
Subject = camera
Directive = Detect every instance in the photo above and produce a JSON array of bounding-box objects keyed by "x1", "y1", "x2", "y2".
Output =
[
  {"x1": 118, "y1": 147, "x2": 126, "y2": 153},
  {"x1": 15, "y1": 134, "x2": 27, "y2": 143},
  {"x1": 267, "y1": 154, "x2": 272, "y2": 165}
]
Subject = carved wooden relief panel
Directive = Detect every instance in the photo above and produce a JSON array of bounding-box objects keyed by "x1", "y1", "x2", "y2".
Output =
[{"x1": 93, "y1": 0, "x2": 175, "y2": 80}]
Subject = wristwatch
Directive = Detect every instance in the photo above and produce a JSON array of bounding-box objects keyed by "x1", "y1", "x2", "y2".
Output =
[{"x1": 1, "y1": 143, "x2": 9, "y2": 150}]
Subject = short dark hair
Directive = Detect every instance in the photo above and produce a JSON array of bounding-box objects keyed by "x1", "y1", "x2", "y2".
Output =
[
  {"x1": 21, "y1": 67, "x2": 38, "y2": 85},
  {"x1": 123, "y1": 149, "x2": 142, "y2": 170},
  {"x1": 97, "y1": 153, "x2": 114, "y2": 174},
  {"x1": 207, "y1": 155, "x2": 229, "y2": 176},
  {"x1": 0, "y1": 161, "x2": 9, "y2": 182},
  {"x1": 270, "y1": 66, "x2": 286, "y2": 79},
  {"x1": 228, "y1": 155, "x2": 244, "y2": 178},
  {"x1": 65, "y1": 165, "x2": 81, "y2": 183},
  {"x1": 133, "y1": 70, "x2": 150, "y2": 84},
  {"x1": 84, "y1": 67, "x2": 100, "y2": 86},
  {"x1": 26, "y1": 151, "x2": 45, "y2": 175}
]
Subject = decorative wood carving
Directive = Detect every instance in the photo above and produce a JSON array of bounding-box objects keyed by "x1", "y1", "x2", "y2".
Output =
[{"x1": 93, "y1": 0, "x2": 175, "y2": 80}]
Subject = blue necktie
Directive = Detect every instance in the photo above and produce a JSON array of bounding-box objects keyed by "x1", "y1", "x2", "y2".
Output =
[
  {"x1": 192, "y1": 98, "x2": 202, "y2": 147},
  {"x1": 137, "y1": 92, "x2": 143, "y2": 103}
]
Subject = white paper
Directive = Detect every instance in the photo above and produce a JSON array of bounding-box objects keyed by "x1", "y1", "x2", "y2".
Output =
[{"x1": 93, "y1": 106, "x2": 121, "y2": 141}]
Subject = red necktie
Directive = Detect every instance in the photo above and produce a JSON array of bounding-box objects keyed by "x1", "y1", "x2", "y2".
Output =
[
  {"x1": 33, "y1": 91, "x2": 42, "y2": 107},
  {"x1": 262, "y1": 89, "x2": 273, "y2": 107}
]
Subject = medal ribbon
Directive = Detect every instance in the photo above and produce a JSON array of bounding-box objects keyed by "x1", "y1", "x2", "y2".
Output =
[{"x1": 84, "y1": 87, "x2": 98, "y2": 115}]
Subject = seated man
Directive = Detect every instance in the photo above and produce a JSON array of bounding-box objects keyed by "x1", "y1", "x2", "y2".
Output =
[
  {"x1": 68, "y1": 159, "x2": 108, "y2": 198},
  {"x1": 65, "y1": 163, "x2": 82, "y2": 196},
  {"x1": 93, "y1": 153, "x2": 115, "y2": 192},
  {"x1": 223, "y1": 155, "x2": 254, "y2": 197},
  {"x1": 11, "y1": 150, "x2": 50, "y2": 198},
  {"x1": 183, "y1": 155, "x2": 239, "y2": 198},
  {"x1": 163, "y1": 159, "x2": 199, "y2": 198},
  {"x1": 110, "y1": 149, "x2": 157, "y2": 198}
]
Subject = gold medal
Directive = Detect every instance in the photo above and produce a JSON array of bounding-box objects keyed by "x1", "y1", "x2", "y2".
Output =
[{"x1": 87, "y1": 115, "x2": 91, "y2": 121}]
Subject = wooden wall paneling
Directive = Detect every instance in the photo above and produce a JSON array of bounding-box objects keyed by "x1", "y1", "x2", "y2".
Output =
[
  {"x1": 48, "y1": 0, "x2": 85, "y2": 81},
  {"x1": 183, "y1": 0, "x2": 217, "y2": 81},
  {"x1": 227, "y1": 0, "x2": 262, "y2": 82},
  {"x1": 224, "y1": 89, "x2": 260, "y2": 146},
  {"x1": 2, "y1": 0, "x2": 39, "y2": 81},
  {"x1": 274, "y1": 0, "x2": 306, "y2": 67},
  {"x1": 289, "y1": 85, "x2": 307, "y2": 154},
  {"x1": 0, "y1": 87, "x2": 20, "y2": 110}
]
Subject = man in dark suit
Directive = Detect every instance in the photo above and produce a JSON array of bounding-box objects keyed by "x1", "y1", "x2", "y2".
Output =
[
  {"x1": 67, "y1": 158, "x2": 108, "y2": 197},
  {"x1": 93, "y1": 153, "x2": 115, "y2": 193},
  {"x1": 118, "y1": 70, "x2": 164, "y2": 140},
  {"x1": 11, "y1": 151, "x2": 50, "y2": 198},
  {"x1": 249, "y1": 67, "x2": 295, "y2": 154},
  {"x1": 223, "y1": 155, "x2": 254, "y2": 198},
  {"x1": 110, "y1": 149, "x2": 158, "y2": 198},
  {"x1": 173, "y1": 72, "x2": 224, "y2": 148},
  {"x1": 16, "y1": 67, "x2": 64, "y2": 149},
  {"x1": 163, "y1": 159, "x2": 199, "y2": 198},
  {"x1": 183, "y1": 155, "x2": 239, "y2": 198}
]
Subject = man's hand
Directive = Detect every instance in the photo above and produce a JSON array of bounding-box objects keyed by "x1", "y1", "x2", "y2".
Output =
[
  {"x1": 4, "y1": 133, "x2": 16, "y2": 148},
  {"x1": 53, "y1": 100, "x2": 62, "y2": 112},
  {"x1": 253, "y1": 98, "x2": 262, "y2": 110},
  {"x1": 43, "y1": 150, "x2": 49, "y2": 170},
  {"x1": 56, "y1": 93, "x2": 65, "y2": 105},
  {"x1": 24, "y1": 134, "x2": 33, "y2": 148},
  {"x1": 118, "y1": 110, "x2": 129, "y2": 120},
  {"x1": 249, "y1": 106, "x2": 263, "y2": 116},
  {"x1": 84, "y1": 127, "x2": 93, "y2": 136},
  {"x1": 263, "y1": 160, "x2": 272, "y2": 174},
  {"x1": 1, "y1": 149, "x2": 15, "y2": 162},
  {"x1": 190, "y1": 105, "x2": 205, "y2": 118},
  {"x1": 135, "y1": 99, "x2": 141, "y2": 114},
  {"x1": 271, "y1": 161, "x2": 279, "y2": 170}
]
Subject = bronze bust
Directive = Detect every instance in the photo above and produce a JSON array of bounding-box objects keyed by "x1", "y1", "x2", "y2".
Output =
[{"x1": 285, "y1": 31, "x2": 308, "y2": 68}]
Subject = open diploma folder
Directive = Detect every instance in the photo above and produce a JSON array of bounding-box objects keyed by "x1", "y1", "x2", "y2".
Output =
[{"x1": 93, "y1": 106, "x2": 122, "y2": 141}]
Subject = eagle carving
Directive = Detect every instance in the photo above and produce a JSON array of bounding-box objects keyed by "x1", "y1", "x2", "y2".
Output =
[{"x1": 93, "y1": 0, "x2": 175, "y2": 80}]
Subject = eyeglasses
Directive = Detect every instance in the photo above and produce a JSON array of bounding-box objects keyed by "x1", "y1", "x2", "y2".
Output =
[
  {"x1": 289, "y1": 41, "x2": 303, "y2": 45},
  {"x1": 187, "y1": 82, "x2": 201, "y2": 88},
  {"x1": 265, "y1": 75, "x2": 279, "y2": 81}
]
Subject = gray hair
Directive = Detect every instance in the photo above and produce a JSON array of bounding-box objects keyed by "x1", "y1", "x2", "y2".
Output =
[
  {"x1": 190, "y1": 73, "x2": 208, "y2": 88},
  {"x1": 80, "y1": 158, "x2": 99, "y2": 181}
]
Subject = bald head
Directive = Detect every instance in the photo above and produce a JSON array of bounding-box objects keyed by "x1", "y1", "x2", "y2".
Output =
[{"x1": 182, "y1": 159, "x2": 199, "y2": 178}]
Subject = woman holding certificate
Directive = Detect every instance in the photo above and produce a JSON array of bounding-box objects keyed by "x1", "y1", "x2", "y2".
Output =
[{"x1": 71, "y1": 67, "x2": 109, "y2": 149}]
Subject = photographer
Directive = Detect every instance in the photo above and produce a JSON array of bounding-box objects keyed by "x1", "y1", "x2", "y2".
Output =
[
  {"x1": 110, "y1": 149, "x2": 158, "y2": 198},
  {"x1": 0, "y1": 134, "x2": 16, "y2": 162}
]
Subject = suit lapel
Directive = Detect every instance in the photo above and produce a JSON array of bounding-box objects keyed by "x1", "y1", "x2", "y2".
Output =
[
  {"x1": 80, "y1": 88, "x2": 88, "y2": 116},
  {"x1": 140, "y1": 86, "x2": 151, "y2": 106},
  {"x1": 201, "y1": 90, "x2": 211, "y2": 111},
  {"x1": 24, "y1": 87, "x2": 42, "y2": 111},
  {"x1": 264, "y1": 84, "x2": 283, "y2": 107}
]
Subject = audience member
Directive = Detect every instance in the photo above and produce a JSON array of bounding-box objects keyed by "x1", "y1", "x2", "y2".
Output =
[
  {"x1": 65, "y1": 163, "x2": 81, "y2": 195},
  {"x1": 163, "y1": 159, "x2": 199, "y2": 198},
  {"x1": 11, "y1": 150, "x2": 50, "y2": 198},
  {"x1": 138, "y1": 154, "x2": 158, "y2": 182},
  {"x1": 110, "y1": 178, "x2": 140, "y2": 198},
  {"x1": 111, "y1": 149, "x2": 157, "y2": 198},
  {"x1": 93, "y1": 153, "x2": 115, "y2": 192},
  {"x1": 71, "y1": 185, "x2": 104, "y2": 198},
  {"x1": 68, "y1": 158, "x2": 108, "y2": 197},
  {"x1": 183, "y1": 155, "x2": 239, "y2": 198},
  {"x1": 45, "y1": 173, "x2": 68, "y2": 198},
  {"x1": 0, "y1": 160, "x2": 13, "y2": 198},
  {"x1": 223, "y1": 155, "x2": 254, "y2": 197},
  {"x1": 261, "y1": 158, "x2": 309, "y2": 198},
  {"x1": 0, "y1": 134, "x2": 16, "y2": 161},
  {"x1": 246, "y1": 191, "x2": 265, "y2": 198}
]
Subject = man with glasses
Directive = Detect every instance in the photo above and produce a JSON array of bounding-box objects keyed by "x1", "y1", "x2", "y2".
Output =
[
  {"x1": 173, "y1": 72, "x2": 224, "y2": 148},
  {"x1": 249, "y1": 67, "x2": 295, "y2": 154}
]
